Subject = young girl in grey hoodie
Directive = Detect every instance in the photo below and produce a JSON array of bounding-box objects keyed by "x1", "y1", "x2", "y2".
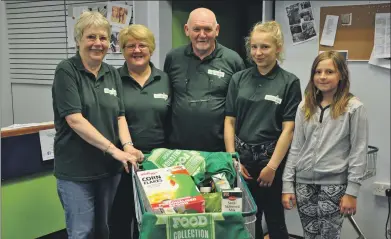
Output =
[{"x1": 282, "y1": 51, "x2": 368, "y2": 239}]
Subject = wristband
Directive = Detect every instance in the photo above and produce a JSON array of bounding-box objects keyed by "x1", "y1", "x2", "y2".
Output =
[
  {"x1": 104, "y1": 143, "x2": 113, "y2": 155},
  {"x1": 266, "y1": 164, "x2": 277, "y2": 171},
  {"x1": 122, "y1": 141, "x2": 134, "y2": 148}
]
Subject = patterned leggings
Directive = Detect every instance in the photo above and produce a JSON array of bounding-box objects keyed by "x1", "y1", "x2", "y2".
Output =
[{"x1": 295, "y1": 183, "x2": 347, "y2": 239}]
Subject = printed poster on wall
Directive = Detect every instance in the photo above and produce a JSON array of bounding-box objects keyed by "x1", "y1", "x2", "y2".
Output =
[
  {"x1": 106, "y1": 2, "x2": 133, "y2": 53},
  {"x1": 373, "y1": 13, "x2": 390, "y2": 59},
  {"x1": 285, "y1": 1, "x2": 317, "y2": 45},
  {"x1": 109, "y1": 25, "x2": 122, "y2": 53},
  {"x1": 107, "y1": 2, "x2": 133, "y2": 28}
]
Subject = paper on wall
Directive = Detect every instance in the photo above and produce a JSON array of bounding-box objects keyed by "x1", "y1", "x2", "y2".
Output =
[
  {"x1": 369, "y1": 46, "x2": 390, "y2": 69},
  {"x1": 373, "y1": 13, "x2": 390, "y2": 59},
  {"x1": 108, "y1": 25, "x2": 122, "y2": 53},
  {"x1": 106, "y1": 2, "x2": 133, "y2": 28},
  {"x1": 340, "y1": 13, "x2": 352, "y2": 26},
  {"x1": 285, "y1": 1, "x2": 318, "y2": 45},
  {"x1": 320, "y1": 15, "x2": 339, "y2": 47},
  {"x1": 72, "y1": 6, "x2": 88, "y2": 19},
  {"x1": 39, "y1": 128, "x2": 56, "y2": 161},
  {"x1": 66, "y1": 17, "x2": 76, "y2": 48}
]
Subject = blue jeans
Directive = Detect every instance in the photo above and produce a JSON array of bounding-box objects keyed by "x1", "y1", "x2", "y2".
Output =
[
  {"x1": 57, "y1": 174, "x2": 121, "y2": 239},
  {"x1": 110, "y1": 171, "x2": 139, "y2": 239}
]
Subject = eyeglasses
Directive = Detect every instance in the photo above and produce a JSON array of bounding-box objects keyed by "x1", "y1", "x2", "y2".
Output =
[
  {"x1": 124, "y1": 43, "x2": 149, "y2": 51},
  {"x1": 86, "y1": 35, "x2": 108, "y2": 43}
]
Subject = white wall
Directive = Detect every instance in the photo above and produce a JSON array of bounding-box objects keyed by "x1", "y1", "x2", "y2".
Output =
[
  {"x1": 0, "y1": 0, "x2": 12, "y2": 127},
  {"x1": 262, "y1": 0, "x2": 274, "y2": 21},
  {"x1": 275, "y1": 1, "x2": 390, "y2": 238},
  {"x1": 133, "y1": 0, "x2": 172, "y2": 69}
]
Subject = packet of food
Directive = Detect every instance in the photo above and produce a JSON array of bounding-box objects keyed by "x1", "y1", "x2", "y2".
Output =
[
  {"x1": 202, "y1": 192, "x2": 222, "y2": 213},
  {"x1": 211, "y1": 173, "x2": 231, "y2": 192}
]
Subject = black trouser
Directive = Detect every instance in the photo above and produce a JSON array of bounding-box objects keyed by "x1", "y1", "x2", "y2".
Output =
[
  {"x1": 236, "y1": 137, "x2": 289, "y2": 239},
  {"x1": 109, "y1": 171, "x2": 139, "y2": 239}
]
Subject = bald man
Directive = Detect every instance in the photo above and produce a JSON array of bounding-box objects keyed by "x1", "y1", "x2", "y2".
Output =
[{"x1": 164, "y1": 8, "x2": 245, "y2": 152}]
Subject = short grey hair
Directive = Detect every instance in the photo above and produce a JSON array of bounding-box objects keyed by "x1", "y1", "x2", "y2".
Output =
[{"x1": 74, "y1": 11, "x2": 111, "y2": 49}]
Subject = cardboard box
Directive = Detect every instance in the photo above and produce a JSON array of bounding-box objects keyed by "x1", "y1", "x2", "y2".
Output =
[
  {"x1": 137, "y1": 165, "x2": 204, "y2": 214},
  {"x1": 221, "y1": 188, "x2": 242, "y2": 212},
  {"x1": 152, "y1": 195, "x2": 205, "y2": 214}
]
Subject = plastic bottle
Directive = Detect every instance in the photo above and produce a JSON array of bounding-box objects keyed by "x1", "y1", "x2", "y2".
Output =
[{"x1": 200, "y1": 186, "x2": 212, "y2": 194}]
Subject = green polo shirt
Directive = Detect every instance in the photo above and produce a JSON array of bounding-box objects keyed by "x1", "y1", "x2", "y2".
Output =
[
  {"x1": 164, "y1": 42, "x2": 245, "y2": 152},
  {"x1": 225, "y1": 63, "x2": 302, "y2": 144},
  {"x1": 119, "y1": 62, "x2": 171, "y2": 153},
  {"x1": 52, "y1": 52, "x2": 124, "y2": 181}
]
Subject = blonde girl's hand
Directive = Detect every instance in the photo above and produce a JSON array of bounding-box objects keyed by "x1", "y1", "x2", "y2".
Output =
[
  {"x1": 340, "y1": 194, "x2": 357, "y2": 216},
  {"x1": 257, "y1": 165, "x2": 276, "y2": 187},
  {"x1": 282, "y1": 193, "x2": 297, "y2": 209}
]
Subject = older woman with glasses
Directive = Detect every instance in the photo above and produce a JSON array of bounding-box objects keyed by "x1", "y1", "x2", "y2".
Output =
[
  {"x1": 52, "y1": 11, "x2": 143, "y2": 239},
  {"x1": 109, "y1": 24, "x2": 171, "y2": 239}
]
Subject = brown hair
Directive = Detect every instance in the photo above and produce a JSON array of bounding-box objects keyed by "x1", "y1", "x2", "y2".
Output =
[{"x1": 304, "y1": 51, "x2": 353, "y2": 120}]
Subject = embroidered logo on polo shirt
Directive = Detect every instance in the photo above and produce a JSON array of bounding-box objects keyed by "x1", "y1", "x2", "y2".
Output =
[
  {"x1": 154, "y1": 93, "x2": 168, "y2": 101},
  {"x1": 207, "y1": 69, "x2": 225, "y2": 78},
  {"x1": 265, "y1": 95, "x2": 282, "y2": 104},
  {"x1": 104, "y1": 88, "x2": 117, "y2": 96}
]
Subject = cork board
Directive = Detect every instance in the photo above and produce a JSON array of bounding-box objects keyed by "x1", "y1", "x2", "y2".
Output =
[{"x1": 319, "y1": 3, "x2": 390, "y2": 61}]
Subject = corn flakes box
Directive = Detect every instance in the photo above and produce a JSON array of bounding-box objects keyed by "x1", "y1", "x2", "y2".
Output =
[{"x1": 137, "y1": 165, "x2": 204, "y2": 214}]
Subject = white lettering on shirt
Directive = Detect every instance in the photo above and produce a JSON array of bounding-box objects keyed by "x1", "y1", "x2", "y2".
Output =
[
  {"x1": 207, "y1": 69, "x2": 225, "y2": 78},
  {"x1": 154, "y1": 93, "x2": 168, "y2": 101},
  {"x1": 104, "y1": 88, "x2": 117, "y2": 96},
  {"x1": 265, "y1": 95, "x2": 282, "y2": 104}
]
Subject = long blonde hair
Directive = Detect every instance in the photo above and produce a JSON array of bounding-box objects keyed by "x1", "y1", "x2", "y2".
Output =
[{"x1": 304, "y1": 51, "x2": 353, "y2": 120}]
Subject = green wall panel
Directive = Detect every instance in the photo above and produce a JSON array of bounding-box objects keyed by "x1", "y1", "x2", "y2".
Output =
[
  {"x1": 1, "y1": 173, "x2": 65, "y2": 239},
  {"x1": 172, "y1": 10, "x2": 190, "y2": 48}
]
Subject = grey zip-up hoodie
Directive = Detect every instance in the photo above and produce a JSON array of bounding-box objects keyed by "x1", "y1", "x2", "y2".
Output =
[{"x1": 282, "y1": 97, "x2": 368, "y2": 197}]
